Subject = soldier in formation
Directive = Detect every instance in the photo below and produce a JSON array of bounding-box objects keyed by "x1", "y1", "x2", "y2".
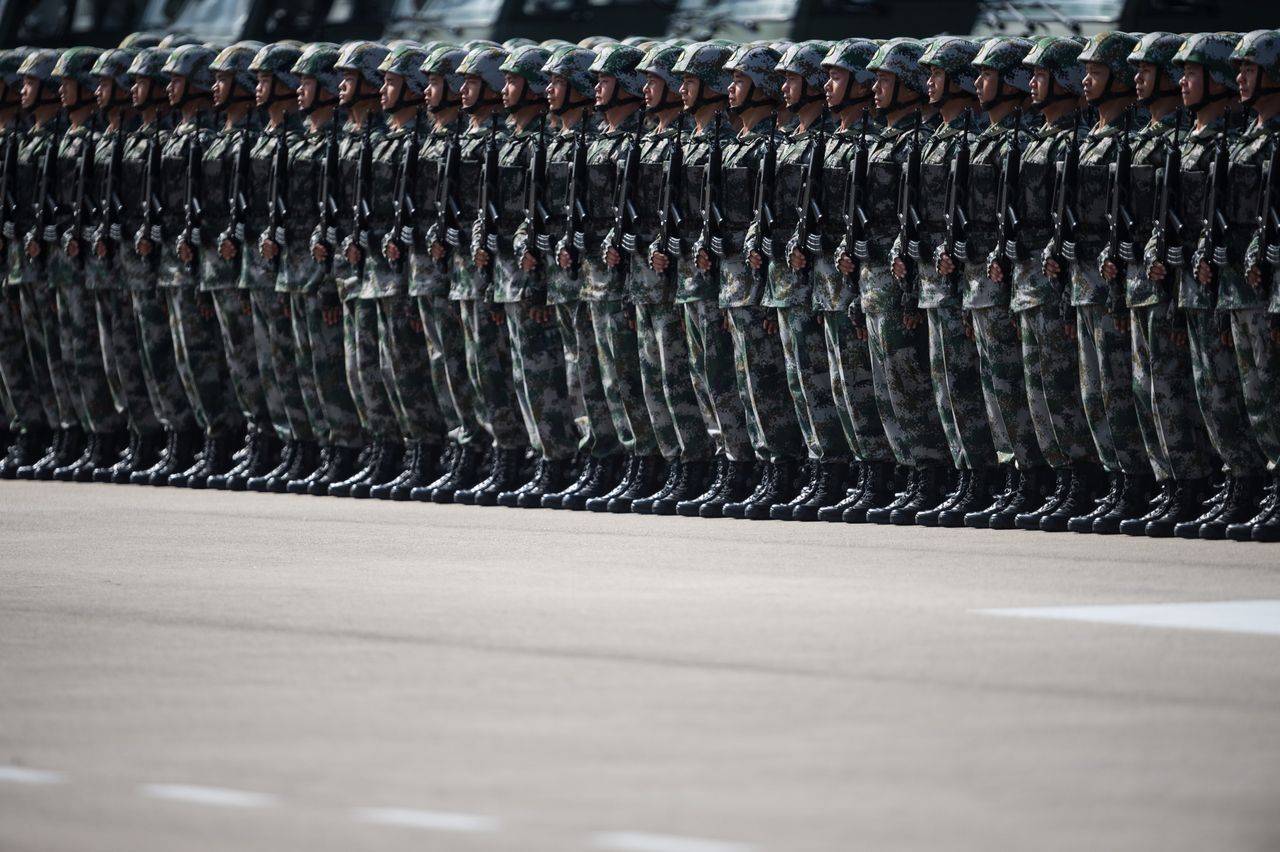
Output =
[{"x1": 2, "y1": 28, "x2": 1279, "y2": 543}]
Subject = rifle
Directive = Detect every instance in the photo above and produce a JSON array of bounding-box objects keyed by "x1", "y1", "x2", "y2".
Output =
[
  {"x1": 942, "y1": 108, "x2": 972, "y2": 293},
  {"x1": 1048, "y1": 109, "x2": 1081, "y2": 293},
  {"x1": 64, "y1": 131, "x2": 93, "y2": 269},
  {"x1": 25, "y1": 134, "x2": 57, "y2": 268},
  {"x1": 220, "y1": 127, "x2": 252, "y2": 272},
  {"x1": 1198, "y1": 117, "x2": 1231, "y2": 309},
  {"x1": 1103, "y1": 107, "x2": 1134, "y2": 315},
  {"x1": 346, "y1": 123, "x2": 373, "y2": 278},
  {"x1": 844, "y1": 109, "x2": 872, "y2": 326},
  {"x1": 176, "y1": 130, "x2": 203, "y2": 273},
  {"x1": 894, "y1": 111, "x2": 923, "y2": 304},
  {"x1": 429, "y1": 116, "x2": 462, "y2": 274},
  {"x1": 700, "y1": 109, "x2": 726, "y2": 281},
  {"x1": 563, "y1": 116, "x2": 589, "y2": 281},
  {"x1": 795, "y1": 109, "x2": 829, "y2": 286},
  {"x1": 610, "y1": 108, "x2": 645, "y2": 288},
  {"x1": 749, "y1": 111, "x2": 778, "y2": 289},
  {"x1": 525, "y1": 119, "x2": 550, "y2": 259},
  {"x1": 655, "y1": 113, "x2": 686, "y2": 283},
  {"x1": 1254, "y1": 127, "x2": 1279, "y2": 295},
  {"x1": 992, "y1": 106, "x2": 1023, "y2": 284},
  {"x1": 0, "y1": 127, "x2": 16, "y2": 262},
  {"x1": 262, "y1": 129, "x2": 288, "y2": 270},
  {"x1": 1151, "y1": 108, "x2": 1185, "y2": 293},
  {"x1": 92, "y1": 127, "x2": 125, "y2": 267},
  {"x1": 312, "y1": 117, "x2": 340, "y2": 272},
  {"x1": 475, "y1": 113, "x2": 501, "y2": 290},
  {"x1": 383, "y1": 115, "x2": 421, "y2": 271},
  {"x1": 135, "y1": 130, "x2": 162, "y2": 268}
]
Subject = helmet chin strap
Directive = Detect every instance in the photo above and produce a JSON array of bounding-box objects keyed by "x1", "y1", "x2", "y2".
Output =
[
  {"x1": 1138, "y1": 70, "x2": 1180, "y2": 106},
  {"x1": 552, "y1": 89, "x2": 590, "y2": 117},
  {"x1": 462, "y1": 85, "x2": 502, "y2": 115},
  {"x1": 301, "y1": 89, "x2": 337, "y2": 117},
  {"x1": 1186, "y1": 80, "x2": 1234, "y2": 113},
  {"x1": 978, "y1": 76, "x2": 1024, "y2": 111},
  {"x1": 427, "y1": 88, "x2": 461, "y2": 114},
  {"x1": 1086, "y1": 70, "x2": 1131, "y2": 106},
  {"x1": 685, "y1": 79, "x2": 726, "y2": 114},
  {"x1": 728, "y1": 79, "x2": 770, "y2": 116},
  {"x1": 1038, "y1": 76, "x2": 1078, "y2": 108},
  {"x1": 1240, "y1": 67, "x2": 1280, "y2": 106}
]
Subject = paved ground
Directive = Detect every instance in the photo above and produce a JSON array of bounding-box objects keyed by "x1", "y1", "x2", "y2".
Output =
[{"x1": 2, "y1": 480, "x2": 1279, "y2": 852}]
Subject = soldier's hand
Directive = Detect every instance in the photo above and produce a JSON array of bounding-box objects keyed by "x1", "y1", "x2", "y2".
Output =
[
  {"x1": 521, "y1": 252, "x2": 539, "y2": 273},
  {"x1": 475, "y1": 249, "x2": 491, "y2": 268},
  {"x1": 789, "y1": 248, "x2": 807, "y2": 271},
  {"x1": 652, "y1": 251, "x2": 670, "y2": 273},
  {"x1": 530, "y1": 305, "x2": 552, "y2": 324},
  {"x1": 891, "y1": 257, "x2": 907, "y2": 281},
  {"x1": 490, "y1": 309, "x2": 504, "y2": 325},
  {"x1": 606, "y1": 247, "x2": 621, "y2": 268},
  {"x1": 178, "y1": 242, "x2": 194, "y2": 264},
  {"x1": 838, "y1": 254, "x2": 856, "y2": 276},
  {"x1": 1044, "y1": 257, "x2": 1061, "y2": 279},
  {"x1": 1221, "y1": 325, "x2": 1233, "y2": 348},
  {"x1": 763, "y1": 316, "x2": 778, "y2": 336},
  {"x1": 137, "y1": 239, "x2": 153, "y2": 258},
  {"x1": 963, "y1": 317, "x2": 974, "y2": 340},
  {"x1": 1102, "y1": 259, "x2": 1118, "y2": 281},
  {"x1": 240, "y1": 292, "x2": 253, "y2": 317},
  {"x1": 1248, "y1": 264, "x2": 1263, "y2": 290},
  {"x1": 344, "y1": 245, "x2": 362, "y2": 266},
  {"x1": 748, "y1": 250, "x2": 764, "y2": 271},
  {"x1": 1063, "y1": 322, "x2": 1076, "y2": 341},
  {"x1": 25, "y1": 240, "x2": 40, "y2": 258},
  {"x1": 261, "y1": 240, "x2": 279, "y2": 261},
  {"x1": 94, "y1": 239, "x2": 107, "y2": 259},
  {"x1": 697, "y1": 249, "x2": 712, "y2": 273},
  {"x1": 558, "y1": 249, "x2": 573, "y2": 271},
  {"x1": 1196, "y1": 259, "x2": 1213, "y2": 286},
  {"x1": 902, "y1": 310, "x2": 922, "y2": 331},
  {"x1": 1148, "y1": 261, "x2": 1166, "y2": 283},
  {"x1": 987, "y1": 262, "x2": 1004, "y2": 285},
  {"x1": 627, "y1": 306, "x2": 636, "y2": 332},
  {"x1": 937, "y1": 253, "x2": 955, "y2": 277},
  {"x1": 312, "y1": 244, "x2": 328, "y2": 263},
  {"x1": 220, "y1": 240, "x2": 237, "y2": 261},
  {"x1": 65, "y1": 239, "x2": 80, "y2": 259},
  {"x1": 430, "y1": 241, "x2": 447, "y2": 261},
  {"x1": 323, "y1": 300, "x2": 341, "y2": 328},
  {"x1": 199, "y1": 296, "x2": 216, "y2": 321},
  {"x1": 1113, "y1": 311, "x2": 1129, "y2": 335},
  {"x1": 409, "y1": 316, "x2": 423, "y2": 334},
  {"x1": 384, "y1": 242, "x2": 400, "y2": 262}
]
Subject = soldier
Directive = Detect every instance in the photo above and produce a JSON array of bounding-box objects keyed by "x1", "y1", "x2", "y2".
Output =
[
  {"x1": 121, "y1": 46, "x2": 202, "y2": 485},
  {"x1": 280, "y1": 42, "x2": 366, "y2": 495},
  {"x1": 1232, "y1": 29, "x2": 1280, "y2": 542},
  {"x1": 12, "y1": 48, "x2": 85, "y2": 480},
  {"x1": 1148, "y1": 33, "x2": 1269, "y2": 537},
  {"x1": 160, "y1": 44, "x2": 245, "y2": 488},
  {"x1": 48, "y1": 46, "x2": 134, "y2": 482},
  {"x1": 899, "y1": 36, "x2": 1002, "y2": 527},
  {"x1": 489, "y1": 44, "x2": 581, "y2": 507},
  {"x1": 663, "y1": 41, "x2": 757, "y2": 517},
  {"x1": 1003, "y1": 37, "x2": 1103, "y2": 531},
  {"x1": 409, "y1": 44, "x2": 490, "y2": 501},
  {"x1": 943, "y1": 36, "x2": 1053, "y2": 529},
  {"x1": 241, "y1": 41, "x2": 319, "y2": 493},
  {"x1": 329, "y1": 40, "x2": 403, "y2": 498},
  {"x1": 200, "y1": 40, "x2": 281, "y2": 491},
  {"x1": 1116, "y1": 33, "x2": 1219, "y2": 536}
]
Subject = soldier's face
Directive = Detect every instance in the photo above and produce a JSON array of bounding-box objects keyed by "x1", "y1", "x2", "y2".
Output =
[
  {"x1": 57, "y1": 79, "x2": 77, "y2": 110},
  {"x1": 1237, "y1": 60, "x2": 1259, "y2": 102},
  {"x1": 1082, "y1": 61, "x2": 1109, "y2": 102},
  {"x1": 872, "y1": 70, "x2": 896, "y2": 110},
  {"x1": 339, "y1": 69, "x2": 359, "y2": 105},
  {"x1": 1133, "y1": 61, "x2": 1157, "y2": 101},
  {"x1": 96, "y1": 76, "x2": 113, "y2": 111},
  {"x1": 547, "y1": 75, "x2": 568, "y2": 111},
  {"x1": 926, "y1": 66, "x2": 947, "y2": 104},
  {"x1": 594, "y1": 74, "x2": 616, "y2": 109},
  {"x1": 298, "y1": 76, "x2": 318, "y2": 111},
  {"x1": 19, "y1": 76, "x2": 39, "y2": 110},
  {"x1": 501, "y1": 73, "x2": 523, "y2": 110},
  {"x1": 255, "y1": 72, "x2": 271, "y2": 108},
  {"x1": 678, "y1": 75, "x2": 699, "y2": 111},
  {"x1": 212, "y1": 70, "x2": 232, "y2": 106},
  {"x1": 824, "y1": 67, "x2": 845, "y2": 107},
  {"x1": 167, "y1": 74, "x2": 187, "y2": 107},
  {"x1": 1180, "y1": 62, "x2": 1204, "y2": 107},
  {"x1": 460, "y1": 75, "x2": 482, "y2": 109},
  {"x1": 642, "y1": 72, "x2": 666, "y2": 110},
  {"x1": 782, "y1": 71, "x2": 804, "y2": 108},
  {"x1": 131, "y1": 77, "x2": 149, "y2": 108},
  {"x1": 729, "y1": 69, "x2": 751, "y2": 109},
  {"x1": 381, "y1": 72, "x2": 404, "y2": 111},
  {"x1": 426, "y1": 74, "x2": 447, "y2": 109},
  {"x1": 1030, "y1": 67, "x2": 1051, "y2": 104},
  {"x1": 975, "y1": 67, "x2": 999, "y2": 104}
]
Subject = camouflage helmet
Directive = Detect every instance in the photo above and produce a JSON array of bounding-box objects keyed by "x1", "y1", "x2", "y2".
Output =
[
  {"x1": 248, "y1": 42, "x2": 303, "y2": 91},
  {"x1": 334, "y1": 41, "x2": 390, "y2": 90},
  {"x1": 671, "y1": 41, "x2": 733, "y2": 95},
  {"x1": 0, "y1": 47, "x2": 36, "y2": 89},
  {"x1": 636, "y1": 41, "x2": 685, "y2": 92},
  {"x1": 1127, "y1": 31, "x2": 1184, "y2": 89},
  {"x1": 822, "y1": 38, "x2": 878, "y2": 87},
  {"x1": 461, "y1": 39, "x2": 500, "y2": 51},
  {"x1": 127, "y1": 46, "x2": 172, "y2": 85},
  {"x1": 456, "y1": 44, "x2": 508, "y2": 92},
  {"x1": 119, "y1": 32, "x2": 162, "y2": 50},
  {"x1": 377, "y1": 43, "x2": 430, "y2": 95},
  {"x1": 498, "y1": 44, "x2": 551, "y2": 97},
  {"x1": 209, "y1": 41, "x2": 261, "y2": 94},
  {"x1": 867, "y1": 37, "x2": 928, "y2": 95},
  {"x1": 291, "y1": 42, "x2": 342, "y2": 95},
  {"x1": 1023, "y1": 35, "x2": 1085, "y2": 97},
  {"x1": 580, "y1": 36, "x2": 616, "y2": 50},
  {"x1": 918, "y1": 36, "x2": 980, "y2": 95},
  {"x1": 1078, "y1": 31, "x2": 1139, "y2": 89},
  {"x1": 776, "y1": 40, "x2": 832, "y2": 90},
  {"x1": 541, "y1": 39, "x2": 574, "y2": 51},
  {"x1": 972, "y1": 35, "x2": 1034, "y2": 93},
  {"x1": 422, "y1": 45, "x2": 468, "y2": 94},
  {"x1": 541, "y1": 45, "x2": 598, "y2": 99},
  {"x1": 90, "y1": 46, "x2": 137, "y2": 89},
  {"x1": 17, "y1": 48, "x2": 59, "y2": 86},
  {"x1": 724, "y1": 43, "x2": 784, "y2": 102},
  {"x1": 162, "y1": 43, "x2": 217, "y2": 91},
  {"x1": 589, "y1": 42, "x2": 646, "y2": 98},
  {"x1": 51, "y1": 47, "x2": 104, "y2": 91},
  {"x1": 1231, "y1": 29, "x2": 1280, "y2": 85},
  {"x1": 157, "y1": 33, "x2": 200, "y2": 49},
  {"x1": 503, "y1": 37, "x2": 536, "y2": 51},
  {"x1": 1172, "y1": 32, "x2": 1241, "y2": 91}
]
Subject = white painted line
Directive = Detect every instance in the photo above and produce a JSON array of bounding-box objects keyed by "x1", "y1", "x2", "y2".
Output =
[
  {"x1": 0, "y1": 766, "x2": 65, "y2": 785},
  {"x1": 353, "y1": 807, "x2": 502, "y2": 832},
  {"x1": 976, "y1": 599, "x2": 1280, "y2": 637},
  {"x1": 141, "y1": 784, "x2": 278, "y2": 808},
  {"x1": 591, "y1": 831, "x2": 756, "y2": 852}
]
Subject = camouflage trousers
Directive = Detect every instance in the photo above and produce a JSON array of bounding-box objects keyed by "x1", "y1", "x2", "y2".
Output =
[
  {"x1": 926, "y1": 305, "x2": 998, "y2": 471},
  {"x1": 459, "y1": 299, "x2": 527, "y2": 450},
  {"x1": 286, "y1": 293, "x2": 330, "y2": 446},
  {"x1": 821, "y1": 310, "x2": 892, "y2": 464},
  {"x1": 972, "y1": 301, "x2": 1044, "y2": 468},
  {"x1": 726, "y1": 305, "x2": 805, "y2": 464},
  {"x1": 1014, "y1": 304, "x2": 1089, "y2": 469},
  {"x1": 378, "y1": 294, "x2": 445, "y2": 447},
  {"x1": 130, "y1": 290, "x2": 197, "y2": 432},
  {"x1": 1076, "y1": 305, "x2": 1151, "y2": 477},
  {"x1": 418, "y1": 296, "x2": 486, "y2": 447},
  {"x1": 1186, "y1": 309, "x2": 1266, "y2": 475},
  {"x1": 1130, "y1": 303, "x2": 1216, "y2": 482},
  {"x1": 557, "y1": 301, "x2": 621, "y2": 458},
  {"x1": 505, "y1": 302, "x2": 578, "y2": 462},
  {"x1": 777, "y1": 306, "x2": 855, "y2": 463},
  {"x1": 301, "y1": 291, "x2": 362, "y2": 449},
  {"x1": 865, "y1": 309, "x2": 948, "y2": 467},
  {"x1": 0, "y1": 286, "x2": 49, "y2": 430},
  {"x1": 589, "y1": 300, "x2": 662, "y2": 458},
  {"x1": 20, "y1": 282, "x2": 75, "y2": 429},
  {"x1": 1229, "y1": 308, "x2": 1280, "y2": 469},
  {"x1": 636, "y1": 302, "x2": 716, "y2": 462},
  {"x1": 252, "y1": 290, "x2": 315, "y2": 444},
  {"x1": 166, "y1": 286, "x2": 243, "y2": 438},
  {"x1": 343, "y1": 298, "x2": 400, "y2": 442},
  {"x1": 684, "y1": 300, "x2": 752, "y2": 463},
  {"x1": 56, "y1": 284, "x2": 125, "y2": 435},
  {"x1": 209, "y1": 289, "x2": 272, "y2": 436},
  {"x1": 95, "y1": 289, "x2": 162, "y2": 436}
]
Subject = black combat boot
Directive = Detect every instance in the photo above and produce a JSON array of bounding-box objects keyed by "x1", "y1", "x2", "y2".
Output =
[
  {"x1": 1171, "y1": 476, "x2": 1235, "y2": 539},
  {"x1": 917, "y1": 468, "x2": 969, "y2": 528},
  {"x1": 289, "y1": 445, "x2": 331, "y2": 494},
  {"x1": 185, "y1": 433, "x2": 235, "y2": 490},
  {"x1": 133, "y1": 429, "x2": 175, "y2": 485},
  {"x1": 1067, "y1": 471, "x2": 1123, "y2": 533},
  {"x1": 866, "y1": 466, "x2": 915, "y2": 525},
  {"x1": 418, "y1": 443, "x2": 484, "y2": 503},
  {"x1": 632, "y1": 459, "x2": 682, "y2": 515},
  {"x1": 965, "y1": 464, "x2": 1016, "y2": 528},
  {"x1": 54, "y1": 432, "x2": 97, "y2": 481},
  {"x1": 311, "y1": 445, "x2": 362, "y2": 496},
  {"x1": 1040, "y1": 465, "x2": 1102, "y2": 532},
  {"x1": 723, "y1": 462, "x2": 774, "y2": 520},
  {"x1": 675, "y1": 456, "x2": 727, "y2": 517},
  {"x1": 607, "y1": 455, "x2": 665, "y2": 514},
  {"x1": 938, "y1": 467, "x2": 996, "y2": 527},
  {"x1": 769, "y1": 460, "x2": 817, "y2": 521},
  {"x1": 371, "y1": 441, "x2": 419, "y2": 500},
  {"x1": 1193, "y1": 476, "x2": 1263, "y2": 540},
  {"x1": 99, "y1": 430, "x2": 135, "y2": 483},
  {"x1": 1145, "y1": 478, "x2": 1211, "y2": 537},
  {"x1": 388, "y1": 443, "x2": 440, "y2": 501},
  {"x1": 1228, "y1": 473, "x2": 1279, "y2": 541},
  {"x1": 518, "y1": 458, "x2": 574, "y2": 508},
  {"x1": 790, "y1": 462, "x2": 848, "y2": 522},
  {"x1": 842, "y1": 461, "x2": 895, "y2": 523},
  {"x1": 819, "y1": 463, "x2": 865, "y2": 523},
  {"x1": 1251, "y1": 474, "x2": 1280, "y2": 542},
  {"x1": 1092, "y1": 474, "x2": 1156, "y2": 535},
  {"x1": 744, "y1": 459, "x2": 801, "y2": 520},
  {"x1": 989, "y1": 466, "x2": 1050, "y2": 530},
  {"x1": 542, "y1": 454, "x2": 598, "y2": 510},
  {"x1": 1015, "y1": 466, "x2": 1073, "y2": 530},
  {"x1": 497, "y1": 456, "x2": 543, "y2": 507},
  {"x1": 562, "y1": 454, "x2": 624, "y2": 511},
  {"x1": 457, "y1": 447, "x2": 526, "y2": 506},
  {"x1": 891, "y1": 463, "x2": 945, "y2": 526},
  {"x1": 329, "y1": 441, "x2": 382, "y2": 498},
  {"x1": 351, "y1": 442, "x2": 403, "y2": 499},
  {"x1": 0, "y1": 428, "x2": 48, "y2": 479},
  {"x1": 1118, "y1": 480, "x2": 1173, "y2": 536},
  {"x1": 216, "y1": 431, "x2": 276, "y2": 491},
  {"x1": 585, "y1": 455, "x2": 639, "y2": 512}
]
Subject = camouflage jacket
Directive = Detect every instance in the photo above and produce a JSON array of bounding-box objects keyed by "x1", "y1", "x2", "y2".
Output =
[
  {"x1": 857, "y1": 113, "x2": 931, "y2": 316},
  {"x1": 363, "y1": 118, "x2": 421, "y2": 300},
  {"x1": 957, "y1": 112, "x2": 1019, "y2": 310},
  {"x1": 823, "y1": 119, "x2": 884, "y2": 312},
  {"x1": 200, "y1": 118, "x2": 256, "y2": 291},
  {"x1": 244, "y1": 122, "x2": 302, "y2": 292},
  {"x1": 49, "y1": 123, "x2": 95, "y2": 292},
  {"x1": 448, "y1": 117, "x2": 510, "y2": 302},
  {"x1": 517, "y1": 115, "x2": 594, "y2": 305},
  {"x1": 157, "y1": 120, "x2": 215, "y2": 290},
  {"x1": 1123, "y1": 114, "x2": 1179, "y2": 307},
  {"x1": 0, "y1": 121, "x2": 27, "y2": 287},
  {"x1": 578, "y1": 110, "x2": 642, "y2": 303},
  {"x1": 717, "y1": 117, "x2": 776, "y2": 309},
  {"x1": 1008, "y1": 111, "x2": 1078, "y2": 313},
  {"x1": 9, "y1": 122, "x2": 57, "y2": 290},
  {"x1": 613, "y1": 123, "x2": 681, "y2": 306},
  {"x1": 333, "y1": 119, "x2": 387, "y2": 302},
  {"x1": 280, "y1": 118, "x2": 336, "y2": 296},
  {"x1": 409, "y1": 118, "x2": 462, "y2": 299},
  {"x1": 673, "y1": 118, "x2": 734, "y2": 304},
  {"x1": 494, "y1": 115, "x2": 548, "y2": 304},
  {"x1": 85, "y1": 123, "x2": 129, "y2": 291},
  {"x1": 120, "y1": 120, "x2": 165, "y2": 291}
]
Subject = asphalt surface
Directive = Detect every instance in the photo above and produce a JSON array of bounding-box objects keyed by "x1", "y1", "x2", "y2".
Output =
[{"x1": 2, "y1": 480, "x2": 1279, "y2": 852}]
